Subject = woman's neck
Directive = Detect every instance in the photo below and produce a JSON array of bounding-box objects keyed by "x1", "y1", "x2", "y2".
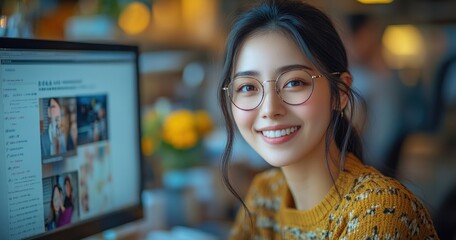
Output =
[{"x1": 281, "y1": 144, "x2": 341, "y2": 211}]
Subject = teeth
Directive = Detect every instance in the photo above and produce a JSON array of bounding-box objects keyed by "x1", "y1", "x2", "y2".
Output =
[{"x1": 262, "y1": 127, "x2": 298, "y2": 138}]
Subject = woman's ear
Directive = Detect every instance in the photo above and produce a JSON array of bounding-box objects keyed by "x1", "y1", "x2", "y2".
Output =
[{"x1": 339, "y1": 72, "x2": 352, "y2": 110}]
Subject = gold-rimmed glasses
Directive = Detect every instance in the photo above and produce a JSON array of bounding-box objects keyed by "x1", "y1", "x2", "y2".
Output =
[{"x1": 223, "y1": 68, "x2": 339, "y2": 111}]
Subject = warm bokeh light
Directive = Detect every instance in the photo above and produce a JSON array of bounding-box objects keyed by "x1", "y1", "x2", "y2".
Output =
[
  {"x1": 0, "y1": 16, "x2": 7, "y2": 29},
  {"x1": 357, "y1": 0, "x2": 394, "y2": 4},
  {"x1": 383, "y1": 25, "x2": 423, "y2": 56},
  {"x1": 182, "y1": 0, "x2": 217, "y2": 40},
  {"x1": 382, "y1": 24, "x2": 425, "y2": 69},
  {"x1": 151, "y1": 0, "x2": 181, "y2": 33},
  {"x1": 118, "y1": 1, "x2": 150, "y2": 35}
]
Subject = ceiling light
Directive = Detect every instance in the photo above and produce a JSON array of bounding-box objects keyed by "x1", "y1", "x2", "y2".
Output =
[{"x1": 357, "y1": 0, "x2": 394, "y2": 4}]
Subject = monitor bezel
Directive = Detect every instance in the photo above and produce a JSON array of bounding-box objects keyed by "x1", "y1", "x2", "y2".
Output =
[{"x1": 0, "y1": 37, "x2": 144, "y2": 240}]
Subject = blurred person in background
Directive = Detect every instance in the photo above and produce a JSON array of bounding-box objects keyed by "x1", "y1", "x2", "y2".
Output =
[
  {"x1": 218, "y1": 0, "x2": 438, "y2": 239},
  {"x1": 345, "y1": 14, "x2": 410, "y2": 176}
]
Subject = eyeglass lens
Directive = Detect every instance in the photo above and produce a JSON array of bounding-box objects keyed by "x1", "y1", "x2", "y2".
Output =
[{"x1": 227, "y1": 69, "x2": 315, "y2": 110}]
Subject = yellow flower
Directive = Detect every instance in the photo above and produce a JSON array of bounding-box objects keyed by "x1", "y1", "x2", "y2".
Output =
[
  {"x1": 195, "y1": 110, "x2": 214, "y2": 137},
  {"x1": 162, "y1": 110, "x2": 198, "y2": 149},
  {"x1": 143, "y1": 108, "x2": 214, "y2": 157}
]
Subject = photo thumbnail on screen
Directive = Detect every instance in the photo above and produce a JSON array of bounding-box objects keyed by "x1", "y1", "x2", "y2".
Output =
[
  {"x1": 42, "y1": 172, "x2": 79, "y2": 232},
  {"x1": 78, "y1": 143, "x2": 113, "y2": 218},
  {"x1": 39, "y1": 97, "x2": 78, "y2": 164},
  {"x1": 76, "y1": 95, "x2": 109, "y2": 145}
]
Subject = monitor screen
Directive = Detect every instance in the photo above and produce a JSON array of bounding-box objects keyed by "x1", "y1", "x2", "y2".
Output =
[{"x1": 0, "y1": 38, "x2": 143, "y2": 240}]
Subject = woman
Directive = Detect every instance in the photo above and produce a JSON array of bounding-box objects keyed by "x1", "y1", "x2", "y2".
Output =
[
  {"x1": 46, "y1": 184, "x2": 73, "y2": 230},
  {"x1": 61, "y1": 105, "x2": 76, "y2": 152},
  {"x1": 218, "y1": 0, "x2": 438, "y2": 239},
  {"x1": 63, "y1": 176, "x2": 74, "y2": 209}
]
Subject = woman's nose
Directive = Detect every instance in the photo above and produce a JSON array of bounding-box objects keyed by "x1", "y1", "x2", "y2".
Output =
[{"x1": 259, "y1": 85, "x2": 286, "y2": 119}]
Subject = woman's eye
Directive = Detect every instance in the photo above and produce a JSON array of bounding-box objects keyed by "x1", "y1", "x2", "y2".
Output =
[
  {"x1": 238, "y1": 84, "x2": 256, "y2": 92},
  {"x1": 284, "y1": 79, "x2": 307, "y2": 88}
]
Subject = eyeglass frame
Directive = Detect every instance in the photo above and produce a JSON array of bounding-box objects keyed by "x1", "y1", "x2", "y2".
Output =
[{"x1": 223, "y1": 68, "x2": 341, "y2": 111}]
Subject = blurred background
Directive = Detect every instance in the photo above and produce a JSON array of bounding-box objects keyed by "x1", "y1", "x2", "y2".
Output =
[{"x1": 1, "y1": 0, "x2": 456, "y2": 239}]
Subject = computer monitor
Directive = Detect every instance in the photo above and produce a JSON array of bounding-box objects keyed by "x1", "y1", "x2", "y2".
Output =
[{"x1": 0, "y1": 38, "x2": 144, "y2": 240}]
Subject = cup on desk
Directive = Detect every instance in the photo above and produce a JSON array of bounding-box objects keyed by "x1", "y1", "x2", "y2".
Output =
[{"x1": 142, "y1": 189, "x2": 167, "y2": 230}]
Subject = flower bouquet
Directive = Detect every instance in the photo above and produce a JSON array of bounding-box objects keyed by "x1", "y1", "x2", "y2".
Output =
[{"x1": 142, "y1": 109, "x2": 213, "y2": 171}]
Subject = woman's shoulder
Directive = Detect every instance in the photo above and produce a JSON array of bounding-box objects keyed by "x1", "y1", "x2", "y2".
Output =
[
  {"x1": 343, "y1": 154, "x2": 417, "y2": 199},
  {"x1": 336, "y1": 158, "x2": 438, "y2": 239},
  {"x1": 346, "y1": 163, "x2": 416, "y2": 202},
  {"x1": 341, "y1": 159, "x2": 424, "y2": 213}
]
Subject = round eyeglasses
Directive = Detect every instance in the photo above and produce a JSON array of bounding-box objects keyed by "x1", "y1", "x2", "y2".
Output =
[{"x1": 223, "y1": 69, "x2": 338, "y2": 111}]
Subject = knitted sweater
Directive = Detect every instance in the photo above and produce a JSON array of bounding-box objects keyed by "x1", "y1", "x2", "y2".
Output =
[{"x1": 229, "y1": 154, "x2": 439, "y2": 239}]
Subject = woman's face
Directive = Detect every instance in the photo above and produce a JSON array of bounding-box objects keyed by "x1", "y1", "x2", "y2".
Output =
[
  {"x1": 52, "y1": 187, "x2": 62, "y2": 211},
  {"x1": 232, "y1": 31, "x2": 333, "y2": 167}
]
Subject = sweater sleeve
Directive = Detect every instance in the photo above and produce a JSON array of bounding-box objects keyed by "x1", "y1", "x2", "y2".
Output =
[
  {"x1": 229, "y1": 170, "x2": 283, "y2": 240},
  {"x1": 228, "y1": 174, "x2": 260, "y2": 240},
  {"x1": 229, "y1": 206, "x2": 253, "y2": 239},
  {"x1": 339, "y1": 187, "x2": 439, "y2": 240}
]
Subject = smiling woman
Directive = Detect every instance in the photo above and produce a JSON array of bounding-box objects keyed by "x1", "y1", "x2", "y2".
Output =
[
  {"x1": 218, "y1": 0, "x2": 439, "y2": 239},
  {"x1": 231, "y1": 32, "x2": 337, "y2": 168}
]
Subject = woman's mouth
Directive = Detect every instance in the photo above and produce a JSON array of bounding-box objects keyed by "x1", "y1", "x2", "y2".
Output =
[{"x1": 261, "y1": 126, "x2": 299, "y2": 138}]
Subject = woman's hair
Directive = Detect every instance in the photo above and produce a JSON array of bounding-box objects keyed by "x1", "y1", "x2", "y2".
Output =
[
  {"x1": 64, "y1": 177, "x2": 72, "y2": 195},
  {"x1": 217, "y1": 0, "x2": 365, "y2": 228},
  {"x1": 64, "y1": 176, "x2": 74, "y2": 208},
  {"x1": 48, "y1": 97, "x2": 60, "y2": 108}
]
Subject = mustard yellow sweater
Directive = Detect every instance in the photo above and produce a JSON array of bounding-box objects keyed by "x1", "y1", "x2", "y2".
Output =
[{"x1": 230, "y1": 154, "x2": 439, "y2": 239}]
